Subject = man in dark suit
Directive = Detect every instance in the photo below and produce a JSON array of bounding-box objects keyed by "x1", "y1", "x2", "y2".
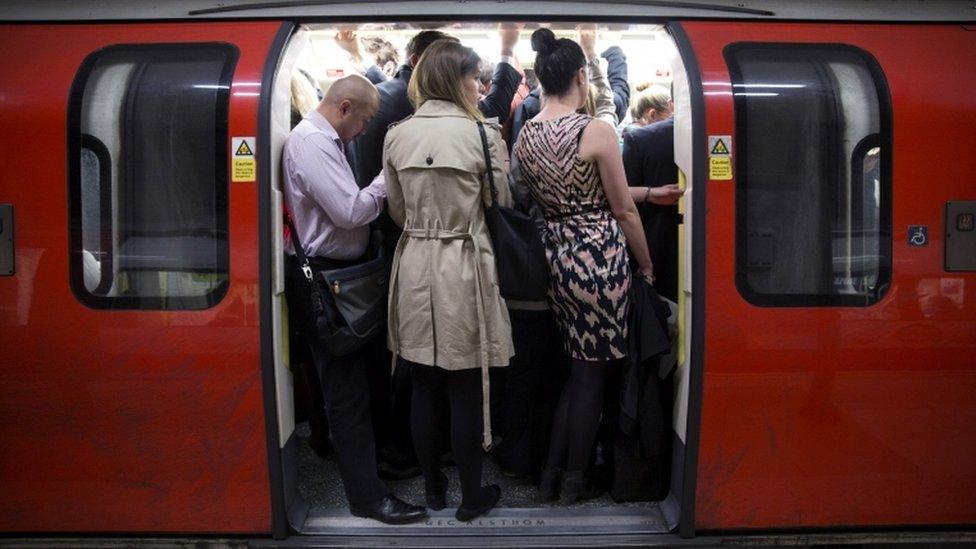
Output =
[
  {"x1": 355, "y1": 27, "x2": 522, "y2": 188},
  {"x1": 622, "y1": 115, "x2": 681, "y2": 302},
  {"x1": 510, "y1": 44, "x2": 630, "y2": 148}
]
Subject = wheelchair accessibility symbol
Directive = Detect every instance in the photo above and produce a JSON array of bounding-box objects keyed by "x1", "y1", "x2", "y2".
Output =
[{"x1": 908, "y1": 225, "x2": 928, "y2": 247}]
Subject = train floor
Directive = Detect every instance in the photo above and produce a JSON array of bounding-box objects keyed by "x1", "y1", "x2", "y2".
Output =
[{"x1": 295, "y1": 423, "x2": 670, "y2": 535}]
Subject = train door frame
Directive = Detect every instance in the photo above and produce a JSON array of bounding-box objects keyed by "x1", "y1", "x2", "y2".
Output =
[{"x1": 258, "y1": 18, "x2": 706, "y2": 541}]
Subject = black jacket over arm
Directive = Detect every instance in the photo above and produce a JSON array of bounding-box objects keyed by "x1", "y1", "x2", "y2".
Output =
[
  {"x1": 622, "y1": 117, "x2": 679, "y2": 301},
  {"x1": 478, "y1": 61, "x2": 521, "y2": 124}
]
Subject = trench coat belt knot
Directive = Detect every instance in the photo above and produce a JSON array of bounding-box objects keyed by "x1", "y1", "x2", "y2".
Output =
[{"x1": 389, "y1": 225, "x2": 495, "y2": 451}]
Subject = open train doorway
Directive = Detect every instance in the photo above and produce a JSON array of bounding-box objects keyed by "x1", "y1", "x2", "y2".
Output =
[{"x1": 265, "y1": 20, "x2": 697, "y2": 537}]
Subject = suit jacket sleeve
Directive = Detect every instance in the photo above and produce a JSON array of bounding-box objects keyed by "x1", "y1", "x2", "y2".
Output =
[
  {"x1": 478, "y1": 61, "x2": 521, "y2": 125},
  {"x1": 622, "y1": 131, "x2": 644, "y2": 188},
  {"x1": 602, "y1": 46, "x2": 631, "y2": 124},
  {"x1": 364, "y1": 65, "x2": 388, "y2": 85},
  {"x1": 511, "y1": 91, "x2": 539, "y2": 148}
]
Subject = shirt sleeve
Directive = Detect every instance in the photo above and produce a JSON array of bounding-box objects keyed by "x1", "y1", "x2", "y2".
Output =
[{"x1": 297, "y1": 133, "x2": 386, "y2": 230}]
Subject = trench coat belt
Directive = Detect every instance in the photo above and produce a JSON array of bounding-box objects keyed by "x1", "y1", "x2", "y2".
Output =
[{"x1": 390, "y1": 225, "x2": 494, "y2": 451}]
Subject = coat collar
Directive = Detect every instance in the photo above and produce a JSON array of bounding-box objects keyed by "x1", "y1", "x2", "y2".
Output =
[{"x1": 413, "y1": 99, "x2": 472, "y2": 119}]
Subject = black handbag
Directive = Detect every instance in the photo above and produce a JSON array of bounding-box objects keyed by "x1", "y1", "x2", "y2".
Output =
[
  {"x1": 477, "y1": 121, "x2": 549, "y2": 301},
  {"x1": 285, "y1": 214, "x2": 390, "y2": 356}
]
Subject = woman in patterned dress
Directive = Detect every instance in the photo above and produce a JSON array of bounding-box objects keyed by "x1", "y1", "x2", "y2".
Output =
[{"x1": 513, "y1": 28, "x2": 674, "y2": 504}]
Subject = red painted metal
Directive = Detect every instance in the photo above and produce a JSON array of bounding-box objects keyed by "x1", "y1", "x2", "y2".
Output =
[
  {"x1": 682, "y1": 22, "x2": 976, "y2": 530},
  {"x1": 0, "y1": 22, "x2": 280, "y2": 533}
]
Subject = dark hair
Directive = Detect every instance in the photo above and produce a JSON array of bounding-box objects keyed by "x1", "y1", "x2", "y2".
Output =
[
  {"x1": 406, "y1": 30, "x2": 456, "y2": 61},
  {"x1": 530, "y1": 28, "x2": 585, "y2": 96}
]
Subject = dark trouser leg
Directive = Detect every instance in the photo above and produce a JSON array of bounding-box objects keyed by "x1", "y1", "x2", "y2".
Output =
[
  {"x1": 362, "y1": 331, "x2": 393, "y2": 452},
  {"x1": 285, "y1": 256, "x2": 387, "y2": 505},
  {"x1": 410, "y1": 362, "x2": 448, "y2": 494},
  {"x1": 494, "y1": 309, "x2": 548, "y2": 477},
  {"x1": 446, "y1": 368, "x2": 485, "y2": 507},
  {"x1": 311, "y1": 344, "x2": 390, "y2": 505}
]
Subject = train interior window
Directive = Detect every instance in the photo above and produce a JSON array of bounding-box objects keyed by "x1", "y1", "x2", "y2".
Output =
[
  {"x1": 726, "y1": 44, "x2": 891, "y2": 307},
  {"x1": 68, "y1": 44, "x2": 238, "y2": 309},
  {"x1": 270, "y1": 23, "x2": 691, "y2": 535}
]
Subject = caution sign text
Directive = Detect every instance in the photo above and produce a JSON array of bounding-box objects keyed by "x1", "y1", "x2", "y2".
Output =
[
  {"x1": 709, "y1": 157, "x2": 733, "y2": 180},
  {"x1": 232, "y1": 136, "x2": 256, "y2": 183}
]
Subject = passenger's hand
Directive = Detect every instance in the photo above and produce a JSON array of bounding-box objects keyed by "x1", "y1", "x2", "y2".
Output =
[
  {"x1": 638, "y1": 264, "x2": 656, "y2": 285},
  {"x1": 578, "y1": 25, "x2": 598, "y2": 59},
  {"x1": 499, "y1": 23, "x2": 521, "y2": 57},
  {"x1": 647, "y1": 184, "x2": 684, "y2": 205},
  {"x1": 335, "y1": 30, "x2": 363, "y2": 63}
]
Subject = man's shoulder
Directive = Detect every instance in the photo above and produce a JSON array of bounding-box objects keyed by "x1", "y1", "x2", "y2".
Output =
[{"x1": 631, "y1": 118, "x2": 674, "y2": 142}]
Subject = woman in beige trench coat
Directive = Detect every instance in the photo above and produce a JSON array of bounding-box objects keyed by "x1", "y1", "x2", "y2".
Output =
[{"x1": 383, "y1": 39, "x2": 514, "y2": 522}]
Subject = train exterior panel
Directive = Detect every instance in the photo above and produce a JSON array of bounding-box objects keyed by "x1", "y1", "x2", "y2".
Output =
[
  {"x1": 0, "y1": 22, "x2": 282, "y2": 533},
  {"x1": 684, "y1": 21, "x2": 976, "y2": 530}
]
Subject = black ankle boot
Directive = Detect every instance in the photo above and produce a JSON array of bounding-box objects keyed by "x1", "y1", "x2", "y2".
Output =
[
  {"x1": 558, "y1": 470, "x2": 602, "y2": 505},
  {"x1": 425, "y1": 469, "x2": 448, "y2": 511},
  {"x1": 456, "y1": 484, "x2": 501, "y2": 521},
  {"x1": 538, "y1": 467, "x2": 561, "y2": 502}
]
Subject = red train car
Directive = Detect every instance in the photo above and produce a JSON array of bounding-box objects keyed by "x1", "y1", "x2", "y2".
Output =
[{"x1": 1, "y1": 0, "x2": 974, "y2": 546}]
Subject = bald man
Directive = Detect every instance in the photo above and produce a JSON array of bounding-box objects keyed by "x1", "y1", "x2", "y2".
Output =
[{"x1": 282, "y1": 75, "x2": 427, "y2": 524}]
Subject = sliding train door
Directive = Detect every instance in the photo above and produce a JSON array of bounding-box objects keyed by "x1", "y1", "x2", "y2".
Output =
[
  {"x1": 674, "y1": 22, "x2": 976, "y2": 531},
  {"x1": 0, "y1": 21, "x2": 286, "y2": 534}
]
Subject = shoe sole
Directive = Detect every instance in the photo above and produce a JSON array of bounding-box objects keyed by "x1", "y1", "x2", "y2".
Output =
[{"x1": 349, "y1": 510, "x2": 429, "y2": 525}]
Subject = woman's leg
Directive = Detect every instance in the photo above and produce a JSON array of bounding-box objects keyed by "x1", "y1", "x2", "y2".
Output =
[
  {"x1": 445, "y1": 368, "x2": 487, "y2": 507},
  {"x1": 564, "y1": 359, "x2": 610, "y2": 473},
  {"x1": 410, "y1": 362, "x2": 448, "y2": 500}
]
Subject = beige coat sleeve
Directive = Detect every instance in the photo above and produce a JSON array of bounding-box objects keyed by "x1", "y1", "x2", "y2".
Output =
[
  {"x1": 383, "y1": 134, "x2": 405, "y2": 227},
  {"x1": 587, "y1": 57, "x2": 618, "y2": 126},
  {"x1": 482, "y1": 124, "x2": 514, "y2": 209}
]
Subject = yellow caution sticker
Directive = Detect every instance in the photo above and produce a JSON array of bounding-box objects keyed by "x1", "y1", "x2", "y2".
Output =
[
  {"x1": 708, "y1": 135, "x2": 733, "y2": 180},
  {"x1": 232, "y1": 136, "x2": 256, "y2": 182},
  {"x1": 709, "y1": 157, "x2": 733, "y2": 180}
]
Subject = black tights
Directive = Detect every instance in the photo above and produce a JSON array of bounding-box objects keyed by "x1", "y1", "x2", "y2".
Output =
[
  {"x1": 410, "y1": 362, "x2": 486, "y2": 507},
  {"x1": 544, "y1": 359, "x2": 611, "y2": 474}
]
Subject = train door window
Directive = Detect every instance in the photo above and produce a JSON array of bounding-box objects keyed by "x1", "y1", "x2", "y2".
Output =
[
  {"x1": 725, "y1": 44, "x2": 891, "y2": 306},
  {"x1": 68, "y1": 44, "x2": 238, "y2": 309}
]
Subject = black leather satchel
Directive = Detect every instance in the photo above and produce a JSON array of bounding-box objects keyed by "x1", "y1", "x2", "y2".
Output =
[
  {"x1": 477, "y1": 121, "x2": 549, "y2": 301},
  {"x1": 285, "y1": 214, "x2": 389, "y2": 356}
]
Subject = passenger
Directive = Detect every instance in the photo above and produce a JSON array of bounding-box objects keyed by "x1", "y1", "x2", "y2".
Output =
[
  {"x1": 334, "y1": 30, "x2": 389, "y2": 85},
  {"x1": 621, "y1": 88, "x2": 683, "y2": 301},
  {"x1": 623, "y1": 84, "x2": 672, "y2": 133},
  {"x1": 282, "y1": 74, "x2": 426, "y2": 524},
  {"x1": 351, "y1": 25, "x2": 522, "y2": 481},
  {"x1": 287, "y1": 68, "x2": 332, "y2": 459},
  {"x1": 355, "y1": 26, "x2": 522, "y2": 188},
  {"x1": 512, "y1": 28, "x2": 655, "y2": 505},
  {"x1": 383, "y1": 39, "x2": 514, "y2": 522},
  {"x1": 510, "y1": 27, "x2": 630, "y2": 146},
  {"x1": 363, "y1": 36, "x2": 400, "y2": 79}
]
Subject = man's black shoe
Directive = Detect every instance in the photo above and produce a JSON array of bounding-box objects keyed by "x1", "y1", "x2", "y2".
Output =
[{"x1": 350, "y1": 495, "x2": 428, "y2": 525}]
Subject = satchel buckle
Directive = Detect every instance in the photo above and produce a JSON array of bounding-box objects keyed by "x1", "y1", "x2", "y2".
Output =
[
  {"x1": 332, "y1": 280, "x2": 341, "y2": 294},
  {"x1": 301, "y1": 262, "x2": 313, "y2": 282}
]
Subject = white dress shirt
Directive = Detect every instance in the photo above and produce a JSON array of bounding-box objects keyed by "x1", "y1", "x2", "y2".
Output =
[{"x1": 283, "y1": 110, "x2": 386, "y2": 260}]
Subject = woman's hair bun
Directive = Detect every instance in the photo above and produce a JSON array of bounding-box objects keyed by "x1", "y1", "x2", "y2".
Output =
[{"x1": 530, "y1": 28, "x2": 557, "y2": 55}]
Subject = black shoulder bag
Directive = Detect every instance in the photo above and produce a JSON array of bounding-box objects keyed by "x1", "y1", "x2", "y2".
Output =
[
  {"x1": 285, "y1": 215, "x2": 390, "y2": 356},
  {"x1": 477, "y1": 121, "x2": 549, "y2": 301}
]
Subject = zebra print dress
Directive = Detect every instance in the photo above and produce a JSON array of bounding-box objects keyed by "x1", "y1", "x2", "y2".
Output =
[{"x1": 513, "y1": 112, "x2": 630, "y2": 361}]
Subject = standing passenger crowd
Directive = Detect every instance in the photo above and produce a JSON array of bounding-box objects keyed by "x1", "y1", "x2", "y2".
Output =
[{"x1": 283, "y1": 25, "x2": 683, "y2": 525}]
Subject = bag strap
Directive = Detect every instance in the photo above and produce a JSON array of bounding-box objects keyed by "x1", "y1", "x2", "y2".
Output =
[
  {"x1": 476, "y1": 121, "x2": 498, "y2": 208},
  {"x1": 284, "y1": 210, "x2": 314, "y2": 283}
]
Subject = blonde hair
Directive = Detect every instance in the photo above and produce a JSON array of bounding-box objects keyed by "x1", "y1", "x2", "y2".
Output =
[
  {"x1": 582, "y1": 84, "x2": 597, "y2": 116},
  {"x1": 629, "y1": 85, "x2": 671, "y2": 121},
  {"x1": 408, "y1": 39, "x2": 484, "y2": 121},
  {"x1": 290, "y1": 71, "x2": 319, "y2": 119}
]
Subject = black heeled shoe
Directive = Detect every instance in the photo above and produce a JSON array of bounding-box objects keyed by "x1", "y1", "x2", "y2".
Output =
[
  {"x1": 456, "y1": 484, "x2": 501, "y2": 522},
  {"x1": 538, "y1": 467, "x2": 561, "y2": 502},
  {"x1": 558, "y1": 470, "x2": 602, "y2": 505},
  {"x1": 425, "y1": 469, "x2": 448, "y2": 511}
]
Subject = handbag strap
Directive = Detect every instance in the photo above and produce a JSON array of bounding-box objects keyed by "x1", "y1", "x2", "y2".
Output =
[
  {"x1": 476, "y1": 121, "x2": 498, "y2": 208},
  {"x1": 283, "y1": 210, "x2": 314, "y2": 283}
]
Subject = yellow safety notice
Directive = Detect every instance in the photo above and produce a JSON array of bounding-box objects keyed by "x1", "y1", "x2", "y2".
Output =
[
  {"x1": 232, "y1": 136, "x2": 256, "y2": 183},
  {"x1": 709, "y1": 157, "x2": 732, "y2": 180}
]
